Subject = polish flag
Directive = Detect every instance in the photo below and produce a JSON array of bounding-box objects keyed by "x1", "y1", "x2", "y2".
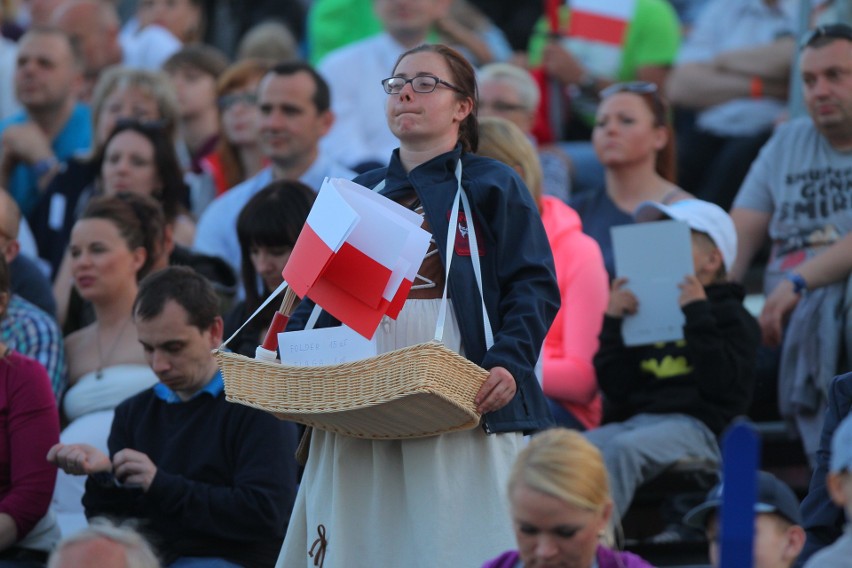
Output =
[
  {"x1": 282, "y1": 178, "x2": 431, "y2": 339},
  {"x1": 567, "y1": 0, "x2": 635, "y2": 45}
]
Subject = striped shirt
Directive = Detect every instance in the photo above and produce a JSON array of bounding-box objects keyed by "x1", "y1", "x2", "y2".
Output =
[{"x1": 0, "y1": 295, "x2": 66, "y2": 400}]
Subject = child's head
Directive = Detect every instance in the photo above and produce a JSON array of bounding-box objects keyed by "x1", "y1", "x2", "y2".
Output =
[
  {"x1": 684, "y1": 471, "x2": 805, "y2": 568},
  {"x1": 163, "y1": 45, "x2": 228, "y2": 122},
  {"x1": 827, "y1": 413, "x2": 852, "y2": 516},
  {"x1": 635, "y1": 199, "x2": 737, "y2": 285}
]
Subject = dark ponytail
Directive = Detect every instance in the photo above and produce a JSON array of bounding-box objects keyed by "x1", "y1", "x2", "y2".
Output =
[{"x1": 80, "y1": 193, "x2": 165, "y2": 280}]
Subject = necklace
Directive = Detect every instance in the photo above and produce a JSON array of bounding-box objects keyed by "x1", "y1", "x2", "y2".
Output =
[{"x1": 95, "y1": 318, "x2": 132, "y2": 380}]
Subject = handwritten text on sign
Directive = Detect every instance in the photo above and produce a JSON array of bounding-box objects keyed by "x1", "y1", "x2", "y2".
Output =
[{"x1": 278, "y1": 325, "x2": 377, "y2": 367}]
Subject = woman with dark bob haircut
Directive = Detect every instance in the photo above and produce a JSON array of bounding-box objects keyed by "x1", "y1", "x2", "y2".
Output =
[{"x1": 223, "y1": 180, "x2": 315, "y2": 357}]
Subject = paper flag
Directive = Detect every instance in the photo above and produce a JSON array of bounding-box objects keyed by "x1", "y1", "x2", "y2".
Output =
[
  {"x1": 568, "y1": 0, "x2": 635, "y2": 44},
  {"x1": 282, "y1": 177, "x2": 432, "y2": 339}
]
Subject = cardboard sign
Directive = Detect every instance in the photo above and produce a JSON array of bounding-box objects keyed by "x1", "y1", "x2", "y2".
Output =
[{"x1": 278, "y1": 325, "x2": 377, "y2": 367}]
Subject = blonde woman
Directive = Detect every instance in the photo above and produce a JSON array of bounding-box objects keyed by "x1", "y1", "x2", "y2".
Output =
[{"x1": 482, "y1": 428, "x2": 653, "y2": 568}]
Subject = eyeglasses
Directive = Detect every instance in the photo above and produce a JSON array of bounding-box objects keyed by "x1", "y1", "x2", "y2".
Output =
[
  {"x1": 801, "y1": 23, "x2": 852, "y2": 50},
  {"x1": 381, "y1": 75, "x2": 463, "y2": 95},
  {"x1": 219, "y1": 92, "x2": 258, "y2": 110},
  {"x1": 599, "y1": 81, "x2": 658, "y2": 99}
]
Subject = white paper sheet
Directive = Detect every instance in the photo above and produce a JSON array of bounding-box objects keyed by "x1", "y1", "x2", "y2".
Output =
[{"x1": 611, "y1": 220, "x2": 694, "y2": 346}]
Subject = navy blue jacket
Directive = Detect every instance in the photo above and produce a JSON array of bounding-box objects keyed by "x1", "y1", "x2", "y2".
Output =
[
  {"x1": 288, "y1": 146, "x2": 560, "y2": 434},
  {"x1": 796, "y1": 372, "x2": 852, "y2": 566}
]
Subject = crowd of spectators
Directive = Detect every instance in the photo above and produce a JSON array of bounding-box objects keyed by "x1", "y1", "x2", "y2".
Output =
[{"x1": 1, "y1": 0, "x2": 852, "y2": 566}]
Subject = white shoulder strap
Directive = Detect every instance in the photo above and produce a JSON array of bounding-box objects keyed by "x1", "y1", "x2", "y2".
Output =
[{"x1": 434, "y1": 160, "x2": 493, "y2": 349}]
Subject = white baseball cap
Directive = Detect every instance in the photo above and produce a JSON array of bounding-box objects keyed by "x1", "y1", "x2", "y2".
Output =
[{"x1": 634, "y1": 199, "x2": 737, "y2": 272}]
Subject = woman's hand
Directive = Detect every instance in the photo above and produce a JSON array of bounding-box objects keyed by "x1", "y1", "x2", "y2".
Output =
[
  {"x1": 47, "y1": 443, "x2": 112, "y2": 475},
  {"x1": 606, "y1": 277, "x2": 638, "y2": 318},
  {"x1": 475, "y1": 366, "x2": 516, "y2": 414}
]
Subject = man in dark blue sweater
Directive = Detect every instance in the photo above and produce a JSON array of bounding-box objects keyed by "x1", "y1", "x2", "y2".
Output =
[{"x1": 48, "y1": 267, "x2": 300, "y2": 568}]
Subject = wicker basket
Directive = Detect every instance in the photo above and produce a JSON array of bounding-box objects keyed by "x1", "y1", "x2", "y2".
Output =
[{"x1": 216, "y1": 340, "x2": 488, "y2": 439}]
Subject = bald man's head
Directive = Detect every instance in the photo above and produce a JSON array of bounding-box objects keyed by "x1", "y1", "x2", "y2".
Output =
[
  {"x1": 48, "y1": 520, "x2": 160, "y2": 568},
  {"x1": 52, "y1": 0, "x2": 122, "y2": 78}
]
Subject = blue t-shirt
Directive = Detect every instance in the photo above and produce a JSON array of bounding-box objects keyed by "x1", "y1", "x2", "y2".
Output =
[
  {"x1": 0, "y1": 103, "x2": 92, "y2": 217},
  {"x1": 570, "y1": 188, "x2": 633, "y2": 279}
]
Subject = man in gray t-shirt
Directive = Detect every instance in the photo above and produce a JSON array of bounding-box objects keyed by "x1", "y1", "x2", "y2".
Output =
[
  {"x1": 733, "y1": 118, "x2": 852, "y2": 295},
  {"x1": 731, "y1": 26, "x2": 852, "y2": 565},
  {"x1": 732, "y1": 26, "x2": 852, "y2": 299}
]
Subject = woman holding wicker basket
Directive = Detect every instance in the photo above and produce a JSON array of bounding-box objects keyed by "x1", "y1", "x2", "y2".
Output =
[{"x1": 276, "y1": 44, "x2": 560, "y2": 568}]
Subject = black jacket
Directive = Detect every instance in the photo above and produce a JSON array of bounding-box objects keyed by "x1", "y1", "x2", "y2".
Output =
[
  {"x1": 595, "y1": 282, "x2": 760, "y2": 435},
  {"x1": 796, "y1": 372, "x2": 852, "y2": 565}
]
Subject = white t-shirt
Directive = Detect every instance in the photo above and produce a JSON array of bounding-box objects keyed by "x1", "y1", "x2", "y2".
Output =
[
  {"x1": 119, "y1": 19, "x2": 182, "y2": 70},
  {"x1": 318, "y1": 32, "x2": 407, "y2": 169}
]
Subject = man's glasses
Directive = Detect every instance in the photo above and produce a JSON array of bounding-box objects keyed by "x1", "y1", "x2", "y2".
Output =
[
  {"x1": 219, "y1": 92, "x2": 258, "y2": 110},
  {"x1": 801, "y1": 23, "x2": 852, "y2": 50},
  {"x1": 381, "y1": 75, "x2": 463, "y2": 95}
]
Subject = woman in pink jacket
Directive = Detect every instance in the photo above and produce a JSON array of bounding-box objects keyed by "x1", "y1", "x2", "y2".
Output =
[{"x1": 478, "y1": 117, "x2": 608, "y2": 429}]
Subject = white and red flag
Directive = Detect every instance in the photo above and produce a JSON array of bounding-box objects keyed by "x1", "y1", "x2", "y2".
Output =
[
  {"x1": 561, "y1": 0, "x2": 637, "y2": 80},
  {"x1": 566, "y1": 0, "x2": 635, "y2": 45},
  {"x1": 282, "y1": 177, "x2": 431, "y2": 339}
]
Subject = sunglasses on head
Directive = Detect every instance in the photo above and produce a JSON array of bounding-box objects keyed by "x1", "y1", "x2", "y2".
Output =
[
  {"x1": 598, "y1": 81, "x2": 666, "y2": 125},
  {"x1": 598, "y1": 81, "x2": 658, "y2": 99},
  {"x1": 801, "y1": 23, "x2": 852, "y2": 50},
  {"x1": 114, "y1": 118, "x2": 169, "y2": 133}
]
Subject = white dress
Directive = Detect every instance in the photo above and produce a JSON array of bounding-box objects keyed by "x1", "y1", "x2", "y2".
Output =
[
  {"x1": 276, "y1": 299, "x2": 522, "y2": 568},
  {"x1": 53, "y1": 365, "x2": 158, "y2": 537}
]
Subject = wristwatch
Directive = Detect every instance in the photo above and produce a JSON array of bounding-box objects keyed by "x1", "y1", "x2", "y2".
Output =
[{"x1": 785, "y1": 272, "x2": 808, "y2": 295}]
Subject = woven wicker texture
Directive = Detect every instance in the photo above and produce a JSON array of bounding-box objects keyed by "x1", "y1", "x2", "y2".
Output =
[{"x1": 216, "y1": 340, "x2": 488, "y2": 439}]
